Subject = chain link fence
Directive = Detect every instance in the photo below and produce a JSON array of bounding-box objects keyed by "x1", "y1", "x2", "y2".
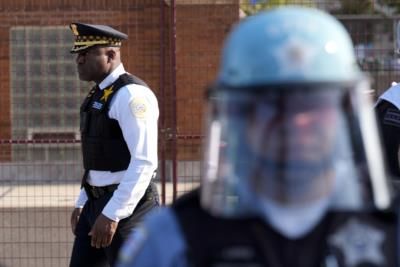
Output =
[{"x1": 0, "y1": 0, "x2": 399, "y2": 266}]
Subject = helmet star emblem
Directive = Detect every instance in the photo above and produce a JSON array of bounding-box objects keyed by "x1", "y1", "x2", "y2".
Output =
[{"x1": 274, "y1": 37, "x2": 317, "y2": 77}]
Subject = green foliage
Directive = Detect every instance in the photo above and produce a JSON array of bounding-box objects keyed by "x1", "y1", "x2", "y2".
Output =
[
  {"x1": 338, "y1": 0, "x2": 374, "y2": 14},
  {"x1": 335, "y1": 0, "x2": 400, "y2": 15},
  {"x1": 381, "y1": 0, "x2": 400, "y2": 14},
  {"x1": 240, "y1": 0, "x2": 400, "y2": 16},
  {"x1": 240, "y1": 0, "x2": 315, "y2": 16}
]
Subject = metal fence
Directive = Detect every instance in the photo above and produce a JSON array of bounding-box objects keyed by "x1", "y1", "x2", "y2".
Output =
[{"x1": 0, "y1": 0, "x2": 399, "y2": 266}]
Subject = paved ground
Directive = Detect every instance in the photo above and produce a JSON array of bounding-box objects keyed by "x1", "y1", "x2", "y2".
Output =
[
  {"x1": 0, "y1": 182, "x2": 198, "y2": 267},
  {"x1": 0, "y1": 182, "x2": 199, "y2": 208}
]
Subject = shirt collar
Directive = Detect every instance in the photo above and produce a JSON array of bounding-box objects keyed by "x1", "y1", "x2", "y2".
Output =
[{"x1": 98, "y1": 63, "x2": 125, "y2": 90}]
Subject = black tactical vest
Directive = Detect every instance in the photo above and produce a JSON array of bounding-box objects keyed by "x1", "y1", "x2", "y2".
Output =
[
  {"x1": 80, "y1": 73, "x2": 148, "y2": 172},
  {"x1": 173, "y1": 189, "x2": 400, "y2": 267}
]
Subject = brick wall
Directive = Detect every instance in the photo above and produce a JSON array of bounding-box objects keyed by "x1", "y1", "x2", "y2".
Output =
[
  {"x1": 0, "y1": 0, "x2": 240, "y2": 162},
  {"x1": 170, "y1": 3, "x2": 239, "y2": 160}
]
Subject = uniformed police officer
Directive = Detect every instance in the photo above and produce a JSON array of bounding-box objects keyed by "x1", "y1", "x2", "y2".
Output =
[
  {"x1": 68, "y1": 22, "x2": 159, "y2": 267},
  {"x1": 375, "y1": 82, "x2": 400, "y2": 179},
  {"x1": 116, "y1": 6, "x2": 400, "y2": 267},
  {"x1": 375, "y1": 21, "x2": 400, "y2": 181}
]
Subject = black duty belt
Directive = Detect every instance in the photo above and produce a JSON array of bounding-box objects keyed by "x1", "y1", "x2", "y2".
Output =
[
  {"x1": 84, "y1": 183, "x2": 119, "y2": 199},
  {"x1": 84, "y1": 180, "x2": 157, "y2": 200}
]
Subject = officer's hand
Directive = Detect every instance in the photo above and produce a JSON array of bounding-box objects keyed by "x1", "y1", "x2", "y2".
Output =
[
  {"x1": 70, "y1": 208, "x2": 82, "y2": 235},
  {"x1": 89, "y1": 213, "x2": 118, "y2": 248}
]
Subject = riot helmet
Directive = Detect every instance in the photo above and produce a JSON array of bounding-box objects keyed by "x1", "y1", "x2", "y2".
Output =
[{"x1": 201, "y1": 6, "x2": 392, "y2": 221}]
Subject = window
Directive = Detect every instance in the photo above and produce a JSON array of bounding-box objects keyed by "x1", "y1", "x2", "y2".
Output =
[{"x1": 10, "y1": 26, "x2": 87, "y2": 162}]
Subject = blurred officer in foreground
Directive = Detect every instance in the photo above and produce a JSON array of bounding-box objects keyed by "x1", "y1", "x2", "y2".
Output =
[
  {"x1": 375, "y1": 22, "x2": 400, "y2": 180},
  {"x1": 68, "y1": 23, "x2": 159, "y2": 267},
  {"x1": 117, "y1": 6, "x2": 399, "y2": 267}
]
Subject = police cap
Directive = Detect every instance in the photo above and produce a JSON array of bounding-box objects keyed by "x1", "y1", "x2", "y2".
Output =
[{"x1": 69, "y1": 22, "x2": 128, "y2": 53}]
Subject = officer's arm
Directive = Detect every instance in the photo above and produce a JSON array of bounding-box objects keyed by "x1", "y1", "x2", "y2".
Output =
[{"x1": 103, "y1": 86, "x2": 158, "y2": 221}]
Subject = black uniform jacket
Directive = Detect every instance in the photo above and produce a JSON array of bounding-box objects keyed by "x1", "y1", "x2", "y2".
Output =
[
  {"x1": 80, "y1": 73, "x2": 148, "y2": 172},
  {"x1": 173, "y1": 189, "x2": 400, "y2": 267}
]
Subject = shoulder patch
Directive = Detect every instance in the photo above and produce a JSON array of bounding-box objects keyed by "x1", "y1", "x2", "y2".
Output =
[
  {"x1": 130, "y1": 98, "x2": 148, "y2": 119},
  {"x1": 329, "y1": 218, "x2": 385, "y2": 266},
  {"x1": 118, "y1": 227, "x2": 148, "y2": 264},
  {"x1": 383, "y1": 108, "x2": 400, "y2": 127}
]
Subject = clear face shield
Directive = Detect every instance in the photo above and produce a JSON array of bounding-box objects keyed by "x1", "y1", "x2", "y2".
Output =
[{"x1": 201, "y1": 82, "x2": 392, "y2": 218}]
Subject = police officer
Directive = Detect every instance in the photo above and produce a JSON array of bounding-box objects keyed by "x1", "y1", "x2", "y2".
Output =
[
  {"x1": 375, "y1": 82, "x2": 400, "y2": 179},
  {"x1": 68, "y1": 23, "x2": 159, "y2": 267},
  {"x1": 376, "y1": 84, "x2": 400, "y2": 181},
  {"x1": 116, "y1": 6, "x2": 400, "y2": 267},
  {"x1": 375, "y1": 21, "x2": 400, "y2": 181}
]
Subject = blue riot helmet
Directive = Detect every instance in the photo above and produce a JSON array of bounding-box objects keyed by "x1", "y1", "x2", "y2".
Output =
[{"x1": 201, "y1": 6, "x2": 392, "y2": 222}]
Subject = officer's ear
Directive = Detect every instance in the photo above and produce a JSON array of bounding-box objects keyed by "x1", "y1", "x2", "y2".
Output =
[{"x1": 105, "y1": 48, "x2": 117, "y2": 62}]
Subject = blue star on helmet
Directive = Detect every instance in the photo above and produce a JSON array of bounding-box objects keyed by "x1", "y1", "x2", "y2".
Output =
[
  {"x1": 274, "y1": 37, "x2": 317, "y2": 77},
  {"x1": 328, "y1": 218, "x2": 385, "y2": 267}
]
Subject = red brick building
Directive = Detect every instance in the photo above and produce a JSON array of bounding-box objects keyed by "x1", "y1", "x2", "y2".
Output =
[{"x1": 0, "y1": 0, "x2": 240, "y2": 162}]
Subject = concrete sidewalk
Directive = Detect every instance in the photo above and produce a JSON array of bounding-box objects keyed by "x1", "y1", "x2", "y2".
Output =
[
  {"x1": 0, "y1": 182, "x2": 198, "y2": 267},
  {"x1": 0, "y1": 182, "x2": 199, "y2": 208}
]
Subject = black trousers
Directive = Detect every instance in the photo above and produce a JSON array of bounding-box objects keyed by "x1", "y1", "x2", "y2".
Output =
[{"x1": 69, "y1": 183, "x2": 159, "y2": 267}]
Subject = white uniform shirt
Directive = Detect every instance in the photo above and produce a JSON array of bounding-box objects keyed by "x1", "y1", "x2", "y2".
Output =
[
  {"x1": 376, "y1": 83, "x2": 400, "y2": 109},
  {"x1": 74, "y1": 63, "x2": 159, "y2": 222}
]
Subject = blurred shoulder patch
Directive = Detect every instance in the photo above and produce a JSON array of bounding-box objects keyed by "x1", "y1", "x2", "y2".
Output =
[
  {"x1": 383, "y1": 108, "x2": 400, "y2": 127},
  {"x1": 118, "y1": 226, "x2": 148, "y2": 264},
  {"x1": 130, "y1": 98, "x2": 148, "y2": 119}
]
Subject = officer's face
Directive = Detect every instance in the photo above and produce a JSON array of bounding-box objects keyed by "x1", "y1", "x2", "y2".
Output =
[
  {"x1": 244, "y1": 89, "x2": 342, "y2": 204},
  {"x1": 206, "y1": 88, "x2": 343, "y2": 206},
  {"x1": 247, "y1": 92, "x2": 338, "y2": 164},
  {"x1": 74, "y1": 46, "x2": 110, "y2": 83}
]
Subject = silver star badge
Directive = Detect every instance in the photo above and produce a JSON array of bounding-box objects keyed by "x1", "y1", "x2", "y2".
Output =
[
  {"x1": 273, "y1": 36, "x2": 317, "y2": 78},
  {"x1": 329, "y1": 218, "x2": 385, "y2": 267}
]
